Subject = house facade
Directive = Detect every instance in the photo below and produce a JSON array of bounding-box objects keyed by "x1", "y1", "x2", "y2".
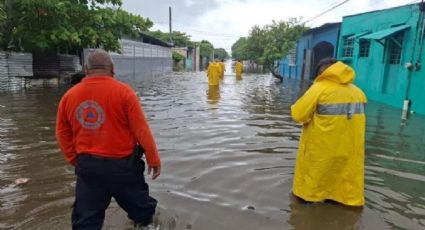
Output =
[
  {"x1": 278, "y1": 23, "x2": 341, "y2": 82},
  {"x1": 337, "y1": 3, "x2": 425, "y2": 114}
]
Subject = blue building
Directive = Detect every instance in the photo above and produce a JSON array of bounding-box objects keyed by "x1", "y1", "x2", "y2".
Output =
[{"x1": 278, "y1": 23, "x2": 341, "y2": 81}]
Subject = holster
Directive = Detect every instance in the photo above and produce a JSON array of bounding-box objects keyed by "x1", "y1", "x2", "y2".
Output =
[{"x1": 127, "y1": 144, "x2": 145, "y2": 174}]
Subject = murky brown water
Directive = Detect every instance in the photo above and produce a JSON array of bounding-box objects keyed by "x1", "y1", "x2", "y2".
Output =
[{"x1": 0, "y1": 68, "x2": 425, "y2": 230}]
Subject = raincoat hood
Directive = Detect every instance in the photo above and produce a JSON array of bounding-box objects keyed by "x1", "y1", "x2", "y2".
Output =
[{"x1": 315, "y1": 61, "x2": 355, "y2": 84}]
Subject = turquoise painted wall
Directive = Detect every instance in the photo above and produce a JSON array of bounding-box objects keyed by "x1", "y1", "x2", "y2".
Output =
[
  {"x1": 337, "y1": 4, "x2": 425, "y2": 114},
  {"x1": 407, "y1": 26, "x2": 425, "y2": 115}
]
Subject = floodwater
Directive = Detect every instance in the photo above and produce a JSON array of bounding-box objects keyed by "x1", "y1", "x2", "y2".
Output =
[{"x1": 0, "y1": 67, "x2": 425, "y2": 230}]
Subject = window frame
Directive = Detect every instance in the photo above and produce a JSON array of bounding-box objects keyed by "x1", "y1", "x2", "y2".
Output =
[
  {"x1": 342, "y1": 35, "x2": 355, "y2": 58},
  {"x1": 358, "y1": 39, "x2": 371, "y2": 58}
]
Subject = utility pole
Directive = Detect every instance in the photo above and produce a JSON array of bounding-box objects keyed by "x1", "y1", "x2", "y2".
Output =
[
  {"x1": 402, "y1": 0, "x2": 425, "y2": 120},
  {"x1": 5, "y1": 0, "x2": 14, "y2": 48},
  {"x1": 169, "y1": 6, "x2": 173, "y2": 46}
]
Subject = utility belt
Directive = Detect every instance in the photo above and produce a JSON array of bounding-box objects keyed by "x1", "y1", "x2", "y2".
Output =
[{"x1": 78, "y1": 145, "x2": 145, "y2": 174}]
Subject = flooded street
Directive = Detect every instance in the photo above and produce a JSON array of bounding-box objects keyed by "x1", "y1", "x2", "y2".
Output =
[{"x1": 1, "y1": 68, "x2": 425, "y2": 230}]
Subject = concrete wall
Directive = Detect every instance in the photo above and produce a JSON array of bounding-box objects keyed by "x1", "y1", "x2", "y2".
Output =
[{"x1": 84, "y1": 38, "x2": 172, "y2": 85}]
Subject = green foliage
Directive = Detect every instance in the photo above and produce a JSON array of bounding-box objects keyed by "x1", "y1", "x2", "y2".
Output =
[
  {"x1": 172, "y1": 51, "x2": 185, "y2": 62},
  {"x1": 231, "y1": 18, "x2": 308, "y2": 69},
  {"x1": 213, "y1": 48, "x2": 229, "y2": 60},
  {"x1": 231, "y1": 37, "x2": 248, "y2": 61},
  {"x1": 199, "y1": 40, "x2": 214, "y2": 58},
  {"x1": 0, "y1": 1, "x2": 5, "y2": 46},
  {"x1": 148, "y1": 30, "x2": 191, "y2": 47},
  {"x1": 1, "y1": 0, "x2": 153, "y2": 53}
]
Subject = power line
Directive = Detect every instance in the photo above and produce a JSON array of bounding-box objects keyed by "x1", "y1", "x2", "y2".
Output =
[
  {"x1": 302, "y1": 0, "x2": 353, "y2": 24},
  {"x1": 369, "y1": 0, "x2": 388, "y2": 8},
  {"x1": 153, "y1": 21, "x2": 242, "y2": 38}
]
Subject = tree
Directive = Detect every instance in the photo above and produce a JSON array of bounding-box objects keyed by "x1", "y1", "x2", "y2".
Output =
[
  {"x1": 0, "y1": 1, "x2": 5, "y2": 46},
  {"x1": 231, "y1": 37, "x2": 248, "y2": 60},
  {"x1": 261, "y1": 19, "x2": 307, "y2": 69},
  {"x1": 213, "y1": 48, "x2": 229, "y2": 60},
  {"x1": 148, "y1": 30, "x2": 191, "y2": 47},
  {"x1": 245, "y1": 25, "x2": 266, "y2": 63},
  {"x1": 231, "y1": 18, "x2": 308, "y2": 69},
  {"x1": 172, "y1": 51, "x2": 185, "y2": 62},
  {"x1": 199, "y1": 40, "x2": 214, "y2": 59},
  {"x1": 0, "y1": 0, "x2": 153, "y2": 53}
]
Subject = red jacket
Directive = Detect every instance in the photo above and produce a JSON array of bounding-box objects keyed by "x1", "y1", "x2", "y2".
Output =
[{"x1": 55, "y1": 76, "x2": 161, "y2": 167}]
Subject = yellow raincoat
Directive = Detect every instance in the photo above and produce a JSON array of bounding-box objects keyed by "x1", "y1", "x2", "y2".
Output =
[
  {"x1": 291, "y1": 61, "x2": 367, "y2": 206},
  {"x1": 207, "y1": 62, "x2": 220, "y2": 86},
  {"x1": 235, "y1": 61, "x2": 243, "y2": 78},
  {"x1": 219, "y1": 62, "x2": 225, "y2": 79}
]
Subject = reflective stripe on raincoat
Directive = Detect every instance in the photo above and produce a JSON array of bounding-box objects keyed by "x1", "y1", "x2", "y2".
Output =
[{"x1": 291, "y1": 61, "x2": 367, "y2": 206}]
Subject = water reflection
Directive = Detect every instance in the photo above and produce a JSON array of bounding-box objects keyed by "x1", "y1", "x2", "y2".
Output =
[
  {"x1": 206, "y1": 85, "x2": 220, "y2": 105},
  {"x1": 288, "y1": 197, "x2": 363, "y2": 230}
]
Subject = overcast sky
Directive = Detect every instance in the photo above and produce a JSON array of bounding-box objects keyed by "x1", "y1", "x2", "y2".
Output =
[{"x1": 122, "y1": 0, "x2": 419, "y2": 53}]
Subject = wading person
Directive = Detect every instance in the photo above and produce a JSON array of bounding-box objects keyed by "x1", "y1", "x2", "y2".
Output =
[
  {"x1": 56, "y1": 49, "x2": 161, "y2": 230},
  {"x1": 219, "y1": 59, "x2": 226, "y2": 79},
  {"x1": 207, "y1": 61, "x2": 220, "y2": 86},
  {"x1": 291, "y1": 58, "x2": 367, "y2": 206},
  {"x1": 235, "y1": 60, "x2": 243, "y2": 79}
]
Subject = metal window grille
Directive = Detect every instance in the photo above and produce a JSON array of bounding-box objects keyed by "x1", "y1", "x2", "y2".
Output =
[
  {"x1": 389, "y1": 33, "x2": 404, "y2": 64},
  {"x1": 289, "y1": 49, "x2": 296, "y2": 66},
  {"x1": 359, "y1": 40, "x2": 370, "y2": 58},
  {"x1": 342, "y1": 36, "x2": 354, "y2": 58}
]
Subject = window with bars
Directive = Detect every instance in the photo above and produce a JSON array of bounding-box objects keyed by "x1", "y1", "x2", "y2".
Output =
[
  {"x1": 389, "y1": 32, "x2": 404, "y2": 64},
  {"x1": 359, "y1": 40, "x2": 370, "y2": 58},
  {"x1": 289, "y1": 49, "x2": 296, "y2": 66},
  {"x1": 342, "y1": 36, "x2": 354, "y2": 58}
]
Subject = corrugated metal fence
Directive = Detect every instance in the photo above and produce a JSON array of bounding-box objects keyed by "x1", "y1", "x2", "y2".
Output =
[
  {"x1": 0, "y1": 52, "x2": 33, "y2": 77},
  {"x1": 8, "y1": 52, "x2": 33, "y2": 77},
  {"x1": 0, "y1": 52, "x2": 7, "y2": 77},
  {"x1": 0, "y1": 52, "x2": 33, "y2": 91},
  {"x1": 33, "y1": 54, "x2": 81, "y2": 78}
]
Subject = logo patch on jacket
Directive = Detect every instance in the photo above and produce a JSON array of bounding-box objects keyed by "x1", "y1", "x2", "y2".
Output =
[{"x1": 76, "y1": 100, "x2": 105, "y2": 129}]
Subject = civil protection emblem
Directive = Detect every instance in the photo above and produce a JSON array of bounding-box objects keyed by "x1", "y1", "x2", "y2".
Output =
[{"x1": 76, "y1": 100, "x2": 105, "y2": 129}]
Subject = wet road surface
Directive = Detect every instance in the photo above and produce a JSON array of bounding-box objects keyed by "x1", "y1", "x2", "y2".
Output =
[{"x1": 0, "y1": 69, "x2": 424, "y2": 229}]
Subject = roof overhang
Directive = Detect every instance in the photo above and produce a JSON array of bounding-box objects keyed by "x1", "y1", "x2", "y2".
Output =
[{"x1": 360, "y1": 25, "x2": 410, "y2": 40}]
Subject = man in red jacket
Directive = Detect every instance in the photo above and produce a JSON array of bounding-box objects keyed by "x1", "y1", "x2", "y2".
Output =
[{"x1": 56, "y1": 49, "x2": 161, "y2": 230}]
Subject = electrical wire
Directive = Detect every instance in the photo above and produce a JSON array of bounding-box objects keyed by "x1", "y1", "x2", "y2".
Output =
[
  {"x1": 153, "y1": 21, "x2": 242, "y2": 38},
  {"x1": 302, "y1": 0, "x2": 353, "y2": 24}
]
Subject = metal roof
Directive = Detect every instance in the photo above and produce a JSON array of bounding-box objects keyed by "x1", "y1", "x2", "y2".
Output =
[
  {"x1": 140, "y1": 32, "x2": 173, "y2": 47},
  {"x1": 360, "y1": 24, "x2": 410, "y2": 40}
]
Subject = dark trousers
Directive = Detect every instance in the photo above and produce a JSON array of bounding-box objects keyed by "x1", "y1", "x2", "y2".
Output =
[{"x1": 72, "y1": 154, "x2": 157, "y2": 230}]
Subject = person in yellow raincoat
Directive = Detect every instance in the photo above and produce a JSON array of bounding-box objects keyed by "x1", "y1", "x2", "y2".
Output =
[
  {"x1": 219, "y1": 60, "x2": 226, "y2": 79},
  {"x1": 207, "y1": 61, "x2": 220, "y2": 86},
  {"x1": 235, "y1": 60, "x2": 243, "y2": 79},
  {"x1": 291, "y1": 58, "x2": 367, "y2": 206}
]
